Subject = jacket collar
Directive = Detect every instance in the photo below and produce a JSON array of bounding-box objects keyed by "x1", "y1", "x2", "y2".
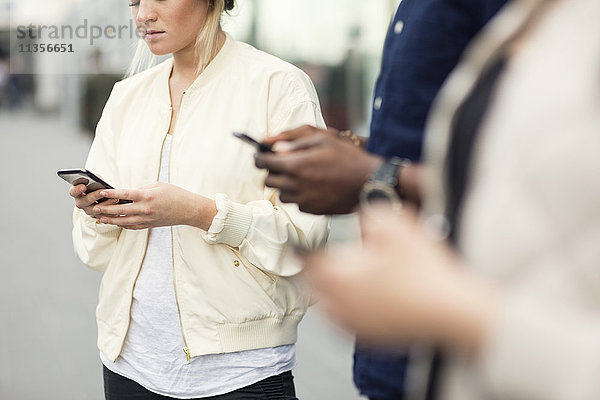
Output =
[{"x1": 155, "y1": 32, "x2": 235, "y2": 105}]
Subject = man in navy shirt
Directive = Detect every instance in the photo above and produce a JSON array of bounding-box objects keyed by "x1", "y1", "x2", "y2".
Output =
[{"x1": 256, "y1": 0, "x2": 507, "y2": 398}]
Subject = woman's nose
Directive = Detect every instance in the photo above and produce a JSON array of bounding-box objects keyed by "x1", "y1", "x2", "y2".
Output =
[{"x1": 135, "y1": 1, "x2": 157, "y2": 24}]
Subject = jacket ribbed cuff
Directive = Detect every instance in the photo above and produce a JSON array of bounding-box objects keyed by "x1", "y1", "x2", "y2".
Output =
[{"x1": 204, "y1": 196, "x2": 253, "y2": 247}]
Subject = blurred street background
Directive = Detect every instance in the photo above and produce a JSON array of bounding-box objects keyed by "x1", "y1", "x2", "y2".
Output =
[{"x1": 0, "y1": 0, "x2": 399, "y2": 398}]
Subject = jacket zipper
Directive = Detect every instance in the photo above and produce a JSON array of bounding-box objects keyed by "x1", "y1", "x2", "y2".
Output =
[
  {"x1": 116, "y1": 235, "x2": 151, "y2": 362},
  {"x1": 168, "y1": 90, "x2": 192, "y2": 363},
  {"x1": 116, "y1": 133, "x2": 169, "y2": 362}
]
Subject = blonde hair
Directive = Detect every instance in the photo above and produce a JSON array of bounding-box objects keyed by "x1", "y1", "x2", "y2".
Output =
[{"x1": 126, "y1": 0, "x2": 233, "y2": 77}]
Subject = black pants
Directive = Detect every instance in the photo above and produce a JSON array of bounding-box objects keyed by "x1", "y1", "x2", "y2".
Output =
[{"x1": 103, "y1": 366, "x2": 298, "y2": 400}]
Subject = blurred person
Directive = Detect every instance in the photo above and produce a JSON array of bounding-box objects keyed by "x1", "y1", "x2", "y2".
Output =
[
  {"x1": 68, "y1": 0, "x2": 328, "y2": 399},
  {"x1": 256, "y1": 0, "x2": 507, "y2": 399},
  {"x1": 0, "y1": 54, "x2": 24, "y2": 110},
  {"x1": 0, "y1": 57, "x2": 8, "y2": 109},
  {"x1": 81, "y1": 49, "x2": 122, "y2": 134},
  {"x1": 302, "y1": 0, "x2": 600, "y2": 399}
]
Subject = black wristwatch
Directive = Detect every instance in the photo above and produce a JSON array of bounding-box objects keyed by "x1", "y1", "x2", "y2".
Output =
[{"x1": 360, "y1": 157, "x2": 411, "y2": 208}]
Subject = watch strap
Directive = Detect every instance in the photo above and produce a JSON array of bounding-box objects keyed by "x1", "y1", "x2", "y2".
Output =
[{"x1": 369, "y1": 157, "x2": 411, "y2": 197}]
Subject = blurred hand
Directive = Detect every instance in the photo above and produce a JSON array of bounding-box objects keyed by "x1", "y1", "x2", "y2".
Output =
[
  {"x1": 255, "y1": 125, "x2": 382, "y2": 215},
  {"x1": 303, "y1": 207, "x2": 496, "y2": 351},
  {"x1": 70, "y1": 184, "x2": 120, "y2": 218},
  {"x1": 90, "y1": 183, "x2": 217, "y2": 230}
]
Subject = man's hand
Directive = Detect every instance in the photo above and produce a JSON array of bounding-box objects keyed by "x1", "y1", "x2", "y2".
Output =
[
  {"x1": 91, "y1": 183, "x2": 217, "y2": 231},
  {"x1": 255, "y1": 125, "x2": 382, "y2": 215}
]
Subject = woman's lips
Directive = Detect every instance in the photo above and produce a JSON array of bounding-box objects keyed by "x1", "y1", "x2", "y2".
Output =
[{"x1": 144, "y1": 31, "x2": 165, "y2": 40}]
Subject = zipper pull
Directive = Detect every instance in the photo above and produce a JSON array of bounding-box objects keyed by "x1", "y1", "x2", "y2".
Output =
[{"x1": 184, "y1": 347, "x2": 191, "y2": 363}]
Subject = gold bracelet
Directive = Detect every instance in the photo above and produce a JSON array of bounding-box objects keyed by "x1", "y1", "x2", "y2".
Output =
[{"x1": 337, "y1": 130, "x2": 361, "y2": 147}]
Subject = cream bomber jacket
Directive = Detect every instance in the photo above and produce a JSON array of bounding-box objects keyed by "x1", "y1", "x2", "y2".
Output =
[{"x1": 73, "y1": 35, "x2": 329, "y2": 362}]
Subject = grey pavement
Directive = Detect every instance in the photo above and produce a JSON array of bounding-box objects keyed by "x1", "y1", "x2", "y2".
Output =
[{"x1": 0, "y1": 109, "x2": 364, "y2": 400}]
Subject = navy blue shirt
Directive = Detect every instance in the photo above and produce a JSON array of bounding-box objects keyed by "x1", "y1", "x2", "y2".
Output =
[
  {"x1": 357, "y1": 0, "x2": 507, "y2": 398},
  {"x1": 367, "y1": 0, "x2": 507, "y2": 161}
]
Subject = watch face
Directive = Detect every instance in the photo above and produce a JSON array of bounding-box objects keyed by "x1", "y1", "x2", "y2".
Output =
[
  {"x1": 360, "y1": 182, "x2": 402, "y2": 215},
  {"x1": 363, "y1": 187, "x2": 395, "y2": 204}
]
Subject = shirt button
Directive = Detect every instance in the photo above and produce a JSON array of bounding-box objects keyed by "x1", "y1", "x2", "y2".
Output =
[
  {"x1": 233, "y1": 260, "x2": 240, "y2": 267},
  {"x1": 374, "y1": 97, "x2": 383, "y2": 110},
  {"x1": 394, "y1": 20, "x2": 404, "y2": 34}
]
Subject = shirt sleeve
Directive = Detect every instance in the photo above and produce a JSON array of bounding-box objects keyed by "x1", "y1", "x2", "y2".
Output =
[
  {"x1": 202, "y1": 71, "x2": 329, "y2": 277},
  {"x1": 72, "y1": 83, "x2": 123, "y2": 273}
]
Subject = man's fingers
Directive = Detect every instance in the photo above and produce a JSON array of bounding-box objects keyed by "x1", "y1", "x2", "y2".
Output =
[
  {"x1": 256, "y1": 133, "x2": 331, "y2": 173},
  {"x1": 254, "y1": 152, "x2": 294, "y2": 174},
  {"x1": 271, "y1": 133, "x2": 327, "y2": 153},
  {"x1": 263, "y1": 126, "x2": 333, "y2": 152},
  {"x1": 279, "y1": 190, "x2": 301, "y2": 204},
  {"x1": 262, "y1": 125, "x2": 324, "y2": 146},
  {"x1": 271, "y1": 141, "x2": 298, "y2": 153},
  {"x1": 264, "y1": 173, "x2": 298, "y2": 192},
  {"x1": 276, "y1": 133, "x2": 327, "y2": 152},
  {"x1": 262, "y1": 131, "x2": 298, "y2": 146}
]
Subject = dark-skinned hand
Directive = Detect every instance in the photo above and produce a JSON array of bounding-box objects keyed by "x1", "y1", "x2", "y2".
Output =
[{"x1": 255, "y1": 125, "x2": 381, "y2": 215}]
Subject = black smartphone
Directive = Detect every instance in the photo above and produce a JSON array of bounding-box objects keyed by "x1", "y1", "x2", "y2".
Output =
[
  {"x1": 57, "y1": 168, "x2": 132, "y2": 204},
  {"x1": 233, "y1": 132, "x2": 274, "y2": 153}
]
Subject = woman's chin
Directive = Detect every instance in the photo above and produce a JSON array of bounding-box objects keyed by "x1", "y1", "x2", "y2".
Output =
[{"x1": 146, "y1": 46, "x2": 171, "y2": 57}]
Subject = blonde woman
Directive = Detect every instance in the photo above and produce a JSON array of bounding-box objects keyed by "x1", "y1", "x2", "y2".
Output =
[{"x1": 69, "y1": 0, "x2": 328, "y2": 399}]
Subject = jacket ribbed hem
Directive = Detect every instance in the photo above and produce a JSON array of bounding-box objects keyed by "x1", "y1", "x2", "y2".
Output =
[
  {"x1": 99, "y1": 315, "x2": 304, "y2": 361},
  {"x1": 215, "y1": 316, "x2": 302, "y2": 354}
]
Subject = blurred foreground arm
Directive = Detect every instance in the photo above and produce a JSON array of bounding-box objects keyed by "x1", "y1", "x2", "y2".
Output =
[
  {"x1": 304, "y1": 208, "x2": 496, "y2": 351},
  {"x1": 304, "y1": 207, "x2": 600, "y2": 400}
]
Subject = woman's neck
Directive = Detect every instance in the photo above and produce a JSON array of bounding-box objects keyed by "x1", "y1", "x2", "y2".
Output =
[{"x1": 171, "y1": 30, "x2": 226, "y2": 82}]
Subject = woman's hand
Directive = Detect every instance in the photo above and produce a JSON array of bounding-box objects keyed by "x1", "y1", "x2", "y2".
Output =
[
  {"x1": 303, "y1": 207, "x2": 497, "y2": 352},
  {"x1": 69, "y1": 184, "x2": 120, "y2": 218},
  {"x1": 91, "y1": 183, "x2": 217, "y2": 231}
]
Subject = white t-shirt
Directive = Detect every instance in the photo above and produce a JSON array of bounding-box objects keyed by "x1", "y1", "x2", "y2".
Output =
[{"x1": 101, "y1": 135, "x2": 295, "y2": 398}]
